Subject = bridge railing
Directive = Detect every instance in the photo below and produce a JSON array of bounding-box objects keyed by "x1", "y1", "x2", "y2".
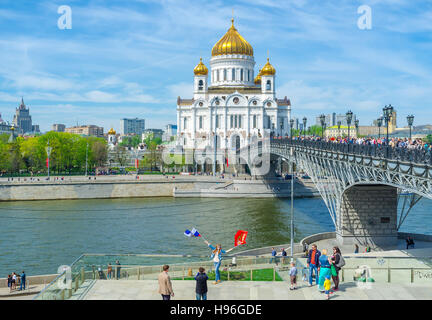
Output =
[{"x1": 271, "y1": 139, "x2": 432, "y2": 166}]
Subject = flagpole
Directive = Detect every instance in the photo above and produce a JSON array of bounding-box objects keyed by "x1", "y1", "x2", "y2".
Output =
[{"x1": 290, "y1": 147, "x2": 294, "y2": 262}]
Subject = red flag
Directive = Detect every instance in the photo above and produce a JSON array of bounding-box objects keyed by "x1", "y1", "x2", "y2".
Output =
[
  {"x1": 135, "y1": 159, "x2": 139, "y2": 169},
  {"x1": 234, "y1": 230, "x2": 248, "y2": 247},
  {"x1": 46, "y1": 158, "x2": 49, "y2": 168},
  {"x1": 226, "y1": 156, "x2": 229, "y2": 167}
]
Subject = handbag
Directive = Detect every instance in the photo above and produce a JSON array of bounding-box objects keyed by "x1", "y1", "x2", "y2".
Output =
[
  {"x1": 336, "y1": 254, "x2": 345, "y2": 268},
  {"x1": 331, "y1": 264, "x2": 338, "y2": 277}
]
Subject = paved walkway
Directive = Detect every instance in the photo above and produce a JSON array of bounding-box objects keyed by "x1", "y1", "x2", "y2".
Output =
[
  {"x1": 0, "y1": 284, "x2": 45, "y2": 300},
  {"x1": 81, "y1": 279, "x2": 432, "y2": 300}
]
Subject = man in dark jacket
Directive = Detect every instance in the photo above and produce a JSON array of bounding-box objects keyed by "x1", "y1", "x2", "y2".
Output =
[
  {"x1": 307, "y1": 244, "x2": 321, "y2": 287},
  {"x1": 195, "y1": 267, "x2": 208, "y2": 300}
]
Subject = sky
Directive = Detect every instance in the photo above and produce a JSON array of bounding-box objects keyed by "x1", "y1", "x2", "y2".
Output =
[{"x1": 0, "y1": 0, "x2": 431, "y2": 132}]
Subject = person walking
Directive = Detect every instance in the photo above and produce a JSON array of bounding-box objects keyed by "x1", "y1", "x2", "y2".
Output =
[
  {"x1": 195, "y1": 267, "x2": 208, "y2": 300},
  {"x1": 270, "y1": 247, "x2": 277, "y2": 265},
  {"x1": 289, "y1": 262, "x2": 297, "y2": 290},
  {"x1": 158, "y1": 265, "x2": 174, "y2": 300},
  {"x1": 204, "y1": 240, "x2": 235, "y2": 284},
  {"x1": 318, "y1": 249, "x2": 332, "y2": 292},
  {"x1": 7, "y1": 275, "x2": 12, "y2": 292},
  {"x1": 19, "y1": 271, "x2": 26, "y2": 291},
  {"x1": 281, "y1": 248, "x2": 287, "y2": 265},
  {"x1": 354, "y1": 244, "x2": 359, "y2": 254},
  {"x1": 115, "y1": 260, "x2": 121, "y2": 279},
  {"x1": 107, "y1": 263, "x2": 113, "y2": 280},
  {"x1": 11, "y1": 272, "x2": 17, "y2": 291},
  {"x1": 307, "y1": 244, "x2": 321, "y2": 286},
  {"x1": 330, "y1": 247, "x2": 343, "y2": 291}
]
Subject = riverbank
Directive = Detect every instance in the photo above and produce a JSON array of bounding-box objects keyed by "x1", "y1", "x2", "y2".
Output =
[{"x1": 0, "y1": 175, "x2": 319, "y2": 201}]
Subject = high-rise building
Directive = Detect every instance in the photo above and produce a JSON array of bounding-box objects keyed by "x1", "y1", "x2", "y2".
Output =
[
  {"x1": 13, "y1": 98, "x2": 33, "y2": 134},
  {"x1": 0, "y1": 113, "x2": 14, "y2": 135},
  {"x1": 162, "y1": 124, "x2": 177, "y2": 141},
  {"x1": 120, "y1": 118, "x2": 146, "y2": 135},
  {"x1": 52, "y1": 124, "x2": 66, "y2": 132},
  {"x1": 65, "y1": 125, "x2": 104, "y2": 137}
]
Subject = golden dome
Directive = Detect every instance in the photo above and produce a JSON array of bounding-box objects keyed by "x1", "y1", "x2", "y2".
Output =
[
  {"x1": 261, "y1": 58, "x2": 276, "y2": 76},
  {"x1": 193, "y1": 57, "x2": 208, "y2": 76},
  {"x1": 254, "y1": 69, "x2": 262, "y2": 85},
  {"x1": 211, "y1": 18, "x2": 253, "y2": 57},
  {"x1": 108, "y1": 128, "x2": 116, "y2": 135}
]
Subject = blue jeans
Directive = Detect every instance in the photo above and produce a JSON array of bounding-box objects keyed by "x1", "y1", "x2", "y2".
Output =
[
  {"x1": 214, "y1": 261, "x2": 221, "y2": 281},
  {"x1": 309, "y1": 265, "x2": 319, "y2": 285},
  {"x1": 196, "y1": 293, "x2": 207, "y2": 300},
  {"x1": 20, "y1": 279, "x2": 25, "y2": 290}
]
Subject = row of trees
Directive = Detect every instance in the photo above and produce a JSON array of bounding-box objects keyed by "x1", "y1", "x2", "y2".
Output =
[{"x1": 0, "y1": 132, "x2": 108, "y2": 176}]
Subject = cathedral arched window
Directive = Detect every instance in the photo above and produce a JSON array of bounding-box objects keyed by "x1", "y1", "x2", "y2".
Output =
[
  {"x1": 216, "y1": 70, "x2": 220, "y2": 82},
  {"x1": 223, "y1": 69, "x2": 227, "y2": 81},
  {"x1": 240, "y1": 69, "x2": 243, "y2": 81},
  {"x1": 199, "y1": 116, "x2": 203, "y2": 129},
  {"x1": 253, "y1": 115, "x2": 257, "y2": 129},
  {"x1": 232, "y1": 68, "x2": 235, "y2": 81},
  {"x1": 266, "y1": 80, "x2": 271, "y2": 91},
  {"x1": 247, "y1": 70, "x2": 250, "y2": 82},
  {"x1": 198, "y1": 80, "x2": 203, "y2": 91},
  {"x1": 184, "y1": 117, "x2": 187, "y2": 129}
]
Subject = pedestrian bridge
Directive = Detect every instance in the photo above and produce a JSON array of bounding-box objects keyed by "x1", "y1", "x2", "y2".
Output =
[{"x1": 267, "y1": 139, "x2": 432, "y2": 247}]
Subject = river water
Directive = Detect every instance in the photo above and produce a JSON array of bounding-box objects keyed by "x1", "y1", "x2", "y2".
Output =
[{"x1": 0, "y1": 197, "x2": 431, "y2": 276}]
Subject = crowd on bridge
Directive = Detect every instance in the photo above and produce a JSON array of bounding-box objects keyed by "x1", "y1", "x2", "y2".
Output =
[{"x1": 273, "y1": 135, "x2": 431, "y2": 151}]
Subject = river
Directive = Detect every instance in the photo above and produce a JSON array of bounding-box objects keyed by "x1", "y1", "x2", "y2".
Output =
[{"x1": 0, "y1": 196, "x2": 431, "y2": 276}]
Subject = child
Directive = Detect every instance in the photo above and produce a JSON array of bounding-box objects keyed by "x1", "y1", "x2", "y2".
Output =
[
  {"x1": 289, "y1": 262, "x2": 297, "y2": 290},
  {"x1": 324, "y1": 275, "x2": 332, "y2": 300}
]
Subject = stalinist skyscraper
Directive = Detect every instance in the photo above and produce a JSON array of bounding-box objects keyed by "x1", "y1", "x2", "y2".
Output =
[{"x1": 13, "y1": 98, "x2": 33, "y2": 134}]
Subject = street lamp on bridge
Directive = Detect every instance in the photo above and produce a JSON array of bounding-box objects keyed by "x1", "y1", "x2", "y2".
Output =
[
  {"x1": 407, "y1": 115, "x2": 414, "y2": 140},
  {"x1": 377, "y1": 117, "x2": 383, "y2": 139},
  {"x1": 355, "y1": 119, "x2": 359, "y2": 138},
  {"x1": 290, "y1": 118, "x2": 295, "y2": 139},
  {"x1": 383, "y1": 104, "x2": 394, "y2": 144},
  {"x1": 319, "y1": 114, "x2": 326, "y2": 139},
  {"x1": 302, "y1": 117, "x2": 307, "y2": 139},
  {"x1": 346, "y1": 110, "x2": 353, "y2": 141}
]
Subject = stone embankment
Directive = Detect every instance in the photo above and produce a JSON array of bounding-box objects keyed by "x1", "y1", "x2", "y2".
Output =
[{"x1": 0, "y1": 175, "x2": 319, "y2": 201}]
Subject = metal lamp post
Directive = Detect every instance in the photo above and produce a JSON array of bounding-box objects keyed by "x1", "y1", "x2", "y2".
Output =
[
  {"x1": 346, "y1": 110, "x2": 353, "y2": 140},
  {"x1": 383, "y1": 104, "x2": 394, "y2": 144},
  {"x1": 302, "y1": 117, "x2": 307, "y2": 139},
  {"x1": 46, "y1": 140, "x2": 52, "y2": 180},
  {"x1": 290, "y1": 147, "x2": 294, "y2": 261},
  {"x1": 377, "y1": 117, "x2": 383, "y2": 138},
  {"x1": 290, "y1": 119, "x2": 295, "y2": 139},
  {"x1": 319, "y1": 114, "x2": 326, "y2": 139},
  {"x1": 407, "y1": 115, "x2": 414, "y2": 140},
  {"x1": 85, "y1": 142, "x2": 89, "y2": 176},
  {"x1": 355, "y1": 119, "x2": 359, "y2": 137}
]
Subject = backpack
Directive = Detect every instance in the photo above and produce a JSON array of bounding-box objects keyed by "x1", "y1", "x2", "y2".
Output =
[{"x1": 336, "y1": 254, "x2": 345, "y2": 268}]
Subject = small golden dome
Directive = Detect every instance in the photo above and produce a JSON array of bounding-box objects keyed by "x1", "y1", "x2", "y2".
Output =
[
  {"x1": 254, "y1": 69, "x2": 262, "y2": 85},
  {"x1": 193, "y1": 57, "x2": 208, "y2": 76},
  {"x1": 108, "y1": 128, "x2": 116, "y2": 135},
  {"x1": 261, "y1": 58, "x2": 276, "y2": 76},
  {"x1": 211, "y1": 18, "x2": 253, "y2": 57}
]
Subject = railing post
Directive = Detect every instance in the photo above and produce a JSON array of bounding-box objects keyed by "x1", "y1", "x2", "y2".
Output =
[
  {"x1": 228, "y1": 269, "x2": 230, "y2": 281},
  {"x1": 138, "y1": 267, "x2": 140, "y2": 280},
  {"x1": 250, "y1": 269, "x2": 253, "y2": 281},
  {"x1": 182, "y1": 266, "x2": 185, "y2": 280},
  {"x1": 273, "y1": 267, "x2": 276, "y2": 281},
  {"x1": 411, "y1": 268, "x2": 414, "y2": 283},
  {"x1": 388, "y1": 266, "x2": 391, "y2": 283},
  {"x1": 80, "y1": 267, "x2": 85, "y2": 284}
]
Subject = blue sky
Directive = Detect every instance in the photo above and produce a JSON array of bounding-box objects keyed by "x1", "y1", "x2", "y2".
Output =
[{"x1": 0, "y1": 0, "x2": 431, "y2": 132}]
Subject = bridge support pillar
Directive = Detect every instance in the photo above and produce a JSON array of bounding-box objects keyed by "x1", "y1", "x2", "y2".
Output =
[{"x1": 336, "y1": 185, "x2": 398, "y2": 248}]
